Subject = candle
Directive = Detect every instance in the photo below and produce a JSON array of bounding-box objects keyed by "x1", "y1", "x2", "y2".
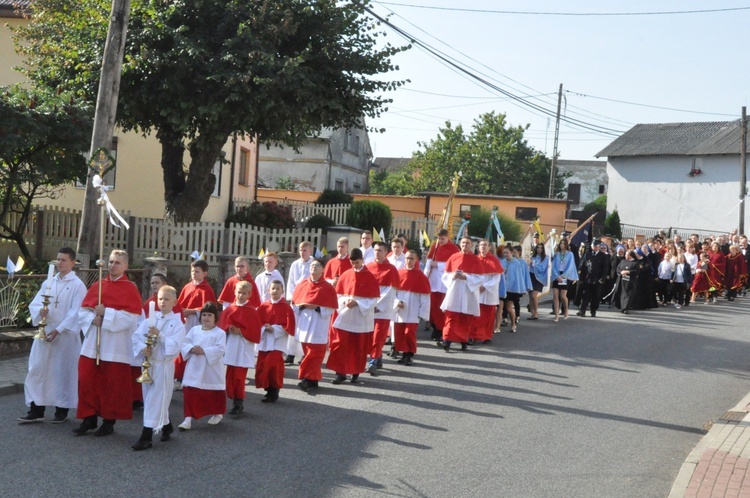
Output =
[
  {"x1": 148, "y1": 301, "x2": 156, "y2": 327},
  {"x1": 46, "y1": 263, "x2": 55, "y2": 290}
]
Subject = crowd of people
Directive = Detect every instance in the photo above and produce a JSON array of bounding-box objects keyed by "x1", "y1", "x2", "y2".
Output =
[{"x1": 16, "y1": 228, "x2": 749, "y2": 451}]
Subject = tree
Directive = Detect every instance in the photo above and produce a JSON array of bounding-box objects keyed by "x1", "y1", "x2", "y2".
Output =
[
  {"x1": 15, "y1": 0, "x2": 407, "y2": 221},
  {"x1": 315, "y1": 189, "x2": 353, "y2": 205},
  {"x1": 347, "y1": 200, "x2": 392, "y2": 234},
  {"x1": 368, "y1": 167, "x2": 419, "y2": 196},
  {"x1": 410, "y1": 112, "x2": 568, "y2": 198},
  {"x1": 0, "y1": 87, "x2": 92, "y2": 259},
  {"x1": 604, "y1": 209, "x2": 622, "y2": 239}
]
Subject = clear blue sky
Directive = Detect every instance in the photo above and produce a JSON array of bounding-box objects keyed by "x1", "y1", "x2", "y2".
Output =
[{"x1": 367, "y1": 0, "x2": 749, "y2": 161}]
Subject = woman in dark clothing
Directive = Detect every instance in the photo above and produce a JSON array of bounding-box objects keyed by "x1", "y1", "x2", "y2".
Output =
[
  {"x1": 613, "y1": 250, "x2": 638, "y2": 314},
  {"x1": 634, "y1": 246, "x2": 659, "y2": 309},
  {"x1": 605, "y1": 244, "x2": 625, "y2": 305}
]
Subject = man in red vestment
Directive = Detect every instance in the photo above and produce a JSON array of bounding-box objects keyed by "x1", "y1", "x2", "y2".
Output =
[
  {"x1": 425, "y1": 229, "x2": 459, "y2": 344},
  {"x1": 327, "y1": 248, "x2": 381, "y2": 384},
  {"x1": 324, "y1": 237, "x2": 352, "y2": 286},
  {"x1": 471, "y1": 240, "x2": 503, "y2": 343},
  {"x1": 394, "y1": 250, "x2": 431, "y2": 365},
  {"x1": 291, "y1": 260, "x2": 338, "y2": 391},
  {"x1": 366, "y1": 242, "x2": 400, "y2": 374},
  {"x1": 175, "y1": 260, "x2": 217, "y2": 386},
  {"x1": 74, "y1": 249, "x2": 143, "y2": 436},
  {"x1": 218, "y1": 256, "x2": 261, "y2": 308},
  {"x1": 440, "y1": 237, "x2": 485, "y2": 352}
]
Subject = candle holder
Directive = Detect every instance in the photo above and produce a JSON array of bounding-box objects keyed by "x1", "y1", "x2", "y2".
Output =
[
  {"x1": 33, "y1": 294, "x2": 52, "y2": 341},
  {"x1": 136, "y1": 334, "x2": 156, "y2": 384}
]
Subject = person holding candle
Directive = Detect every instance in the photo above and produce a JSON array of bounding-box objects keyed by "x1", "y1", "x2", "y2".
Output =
[
  {"x1": 18, "y1": 248, "x2": 87, "y2": 424},
  {"x1": 131, "y1": 285, "x2": 185, "y2": 450}
]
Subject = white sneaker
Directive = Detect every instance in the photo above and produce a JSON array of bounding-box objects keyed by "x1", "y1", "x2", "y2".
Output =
[
  {"x1": 173, "y1": 380, "x2": 182, "y2": 391},
  {"x1": 178, "y1": 418, "x2": 192, "y2": 431},
  {"x1": 207, "y1": 415, "x2": 223, "y2": 426},
  {"x1": 675, "y1": 304, "x2": 681, "y2": 309}
]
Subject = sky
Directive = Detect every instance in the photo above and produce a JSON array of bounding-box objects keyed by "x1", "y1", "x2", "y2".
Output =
[{"x1": 365, "y1": 0, "x2": 750, "y2": 162}]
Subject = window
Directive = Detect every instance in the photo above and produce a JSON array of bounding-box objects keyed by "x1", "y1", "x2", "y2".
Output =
[
  {"x1": 343, "y1": 130, "x2": 351, "y2": 151},
  {"x1": 515, "y1": 207, "x2": 538, "y2": 221},
  {"x1": 567, "y1": 183, "x2": 581, "y2": 205},
  {"x1": 353, "y1": 183, "x2": 362, "y2": 193},
  {"x1": 459, "y1": 204, "x2": 480, "y2": 216},
  {"x1": 334, "y1": 179, "x2": 344, "y2": 191},
  {"x1": 353, "y1": 135, "x2": 360, "y2": 156},
  {"x1": 598, "y1": 184, "x2": 606, "y2": 194},
  {"x1": 76, "y1": 138, "x2": 118, "y2": 189},
  {"x1": 238, "y1": 148, "x2": 250, "y2": 186},
  {"x1": 211, "y1": 153, "x2": 225, "y2": 197}
]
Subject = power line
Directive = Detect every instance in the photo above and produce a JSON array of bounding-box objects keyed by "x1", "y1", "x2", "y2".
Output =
[
  {"x1": 374, "y1": 1, "x2": 750, "y2": 17},
  {"x1": 565, "y1": 90, "x2": 739, "y2": 117},
  {"x1": 361, "y1": 4, "x2": 625, "y2": 136},
  {"x1": 399, "y1": 88, "x2": 507, "y2": 100}
]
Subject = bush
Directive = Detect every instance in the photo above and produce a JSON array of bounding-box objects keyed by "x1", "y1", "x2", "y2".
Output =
[
  {"x1": 276, "y1": 176, "x2": 297, "y2": 190},
  {"x1": 305, "y1": 213, "x2": 336, "y2": 230},
  {"x1": 404, "y1": 238, "x2": 423, "y2": 260},
  {"x1": 225, "y1": 201, "x2": 295, "y2": 229},
  {"x1": 315, "y1": 189, "x2": 353, "y2": 205},
  {"x1": 347, "y1": 200, "x2": 392, "y2": 234},
  {"x1": 582, "y1": 195, "x2": 607, "y2": 216},
  {"x1": 604, "y1": 209, "x2": 622, "y2": 239},
  {"x1": 465, "y1": 207, "x2": 522, "y2": 243}
]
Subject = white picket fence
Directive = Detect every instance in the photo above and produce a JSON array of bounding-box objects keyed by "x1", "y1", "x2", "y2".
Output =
[{"x1": 391, "y1": 216, "x2": 438, "y2": 241}]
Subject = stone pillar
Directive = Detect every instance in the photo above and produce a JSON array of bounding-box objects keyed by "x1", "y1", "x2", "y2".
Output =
[
  {"x1": 277, "y1": 252, "x2": 296, "y2": 283},
  {"x1": 217, "y1": 255, "x2": 235, "y2": 291}
]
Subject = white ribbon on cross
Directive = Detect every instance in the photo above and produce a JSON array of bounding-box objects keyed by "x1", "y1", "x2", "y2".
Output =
[{"x1": 93, "y1": 174, "x2": 130, "y2": 229}]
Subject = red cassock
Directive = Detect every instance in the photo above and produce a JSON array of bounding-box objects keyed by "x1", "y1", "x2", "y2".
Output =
[
  {"x1": 366, "y1": 260, "x2": 400, "y2": 360},
  {"x1": 292, "y1": 277, "x2": 339, "y2": 381},
  {"x1": 394, "y1": 267, "x2": 431, "y2": 354},
  {"x1": 78, "y1": 275, "x2": 143, "y2": 421},
  {"x1": 707, "y1": 251, "x2": 726, "y2": 291},
  {"x1": 175, "y1": 280, "x2": 217, "y2": 380},
  {"x1": 471, "y1": 254, "x2": 503, "y2": 342},
  {"x1": 428, "y1": 242, "x2": 460, "y2": 331},
  {"x1": 218, "y1": 274, "x2": 261, "y2": 307},
  {"x1": 725, "y1": 254, "x2": 748, "y2": 291},
  {"x1": 255, "y1": 300, "x2": 295, "y2": 390},
  {"x1": 327, "y1": 267, "x2": 380, "y2": 375},
  {"x1": 324, "y1": 256, "x2": 353, "y2": 282}
]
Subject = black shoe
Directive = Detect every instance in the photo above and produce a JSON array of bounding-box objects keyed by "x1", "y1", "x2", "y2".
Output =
[
  {"x1": 622, "y1": 310, "x2": 629, "y2": 314},
  {"x1": 264, "y1": 388, "x2": 279, "y2": 403},
  {"x1": 94, "y1": 420, "x2": 115, "y2": 437},
  {"x1": 51, "y1": 413, "x2": 68, "y2": 424},
  {"x1": 350, "y1": 374, "x2": 360, "y2": 384},
  {"x1": 284, "y1": 355, "x2": 295, "y2": 365},
  {"x1": 17, "y1": 412, "x2": 44, "y2": 424},
  {"x1": 576, "y1": 311, "x2": 585, "y2": 317},
  {"x1": 435, "y1": 340, "x2": 445, "y2": 348},
  {"x1": 72, "y1": 416, "x2": 97, "y2": 435},
  {"x1": 308, "y1": 380, "x2": 319, "y2": 388},
  {"x1": 460, "y1": 343, "x2": 468, "y2": 351},
  {"x1": 405, "y1": 355, "x2": 414, "y2": 366},
  {"x1": 443, "y1": 343, "x2": 450, "y2": 352},
  {"x1": 229, "y1": 399, "x2": 244, "y2": 415},
  {"x1": 298, "y1": 379, "x2": 310, "y2": 392},
  {"x1": 397, "y1": 356, "x2": 407, "y2": 364},
  {"x1": 160, "y1": 424, "x2": 173, "y2": 442},
  {"x1": 467, "y1": 338, "x2": 476, "y2": 346},
  {"x1": 367, "y1": 364, "x2": 378, "y2": 376},
  {"x1": 590, "y1": 312, "x2": 596, "y2": 317},
  {"x1": 132, "y1": 400, "x2": 144, "y2": 410},
  {"x1": 483, "y1": 340, "x2": 492, "y2": 344},
  {"x1": 131, "y1": 439, "x2": 152, "y2": 451},
  {"x1": 331, "y1": 374, "x2": 347, "y2": 385}
]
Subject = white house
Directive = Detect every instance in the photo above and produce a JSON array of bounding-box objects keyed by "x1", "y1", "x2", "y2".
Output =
[
  {"x1": 556, "y1": 159, "x2": 608, "y2": 211},
  {"x1": 257, "y1": 124, "x2": 372, "y2": 193},
  {"x1": 596, "y1": 121, "x2": 747, "y2": 233}
]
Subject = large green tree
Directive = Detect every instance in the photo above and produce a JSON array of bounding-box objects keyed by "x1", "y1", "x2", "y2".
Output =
[
  {"x1": 387, "y1": 112, "x2": 567, "y2": 198},
  {"x1": 15, "y1": 0, "x2": 406, "y2": 221},
  {"x1": 0, "y1": 87, "x2": 92, "y2": 259}
]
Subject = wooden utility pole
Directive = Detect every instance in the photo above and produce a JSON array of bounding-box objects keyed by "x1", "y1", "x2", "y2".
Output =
[
  {"x1": 76, "y1": 0, "x2": 132, "y2": 263},
  {"x1": 548, "y1": 83, "x2": 563, "y2": 198},
  {"x1": 740, "y1": 106, "x2": 747, "y2": 234}
]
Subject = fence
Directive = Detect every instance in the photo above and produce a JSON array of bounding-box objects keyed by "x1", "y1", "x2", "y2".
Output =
[
  {"x1": 1, "y1": 206, "x2": 322, "y2": 265},
  {"x1": 390, "y1": 216, "x2": 438, "y2": 242},
  {"x1": 232, "y1": 198, "x2": 350, "y2": 225}
]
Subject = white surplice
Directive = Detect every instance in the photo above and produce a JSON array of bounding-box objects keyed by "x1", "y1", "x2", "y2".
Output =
[
  {"x1": 387, "y1": 252, "x2": 406, "y2": 270},
  {"x1": 478, "y1": 272, "x2": 501, "y2": 306},
  {"x1": 255, "y1": 269, "x2": 284, "y2": 304},
  {"x1": 425, "y1": 259, "x2": 449, "y2": 293},
  {"x1": 332, "y1": 295, "x2": 376, "y2": 333},
  {"x1": 394, "y1": 289, "x2": 431, "y2": 325},
  {"x1": 286, "y1": 258, "x2": 312, "y2": 356},
  {"x1": 25, "y1": 272, "x2": 87, "y2": 409},
  {"x1": 181, "y1": 326, "x2": 226, "y2": 390},
  {"x1": 132, "y1": 311, "x2": 185, "y2": 432},
  {"x1": 440, "y1": 270, "x2": 483, "y2": 316},
  {"x1": 294, "y1": 305, "x2": 334, "y2": 344},
  {"x1": 79, "y1": 299, "x2": 140, "y2": 365}
]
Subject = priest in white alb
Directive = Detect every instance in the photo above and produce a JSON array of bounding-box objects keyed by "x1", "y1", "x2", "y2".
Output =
[{"x1": 18, "y1": 248, "x2": 87, "y2": 425}]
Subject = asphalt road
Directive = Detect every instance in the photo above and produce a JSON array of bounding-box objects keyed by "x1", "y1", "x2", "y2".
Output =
[{"x1": 3, "y1": 299, "x2": 750, "y2": 498}]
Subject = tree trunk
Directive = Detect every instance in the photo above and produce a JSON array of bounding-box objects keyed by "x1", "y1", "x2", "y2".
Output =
[{"x1": 160, "y1": 130, "x2": 227, "y2": 223}]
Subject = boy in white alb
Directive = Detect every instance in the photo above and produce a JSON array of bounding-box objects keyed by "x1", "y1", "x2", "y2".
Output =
[{"x1": 285, "y1": 242, "x2": 312, "y2": 364}]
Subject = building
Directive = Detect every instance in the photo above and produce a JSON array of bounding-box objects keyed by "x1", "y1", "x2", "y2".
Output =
[
  {"x1": 0, "y1": 3, "x2": 257, "y2": 222},
  {"x1": 257, "y1": 125, "x2": 372, "y2": 193},
  {"x1": 371, "y1": 157, "x2": 412, "y2": 174},
  {"x1": 556, "y1": 159, "x2": 608, "y2": 212},
  {"x1": 596, "y1": 121, "x2": 747, "y2": 232}
]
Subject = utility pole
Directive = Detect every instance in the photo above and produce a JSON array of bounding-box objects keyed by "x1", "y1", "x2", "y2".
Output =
[
  {"x1": 740, "y1": 106, "x2": 747, "y2": 234},
  {"x1": 548, "y1": 83, "x2": 563, "y2": 198},
  {"x1": 76, "y1": 0, "x2": 132, "y2": 263}
]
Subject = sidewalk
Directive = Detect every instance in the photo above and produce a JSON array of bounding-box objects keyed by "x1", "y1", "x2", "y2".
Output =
[
  {"x1": 0, "y1": 329, "x2": 34, "y2": 396},
  {"x1": 670, "y1": 392, "x2": 750, "y2": 498}
]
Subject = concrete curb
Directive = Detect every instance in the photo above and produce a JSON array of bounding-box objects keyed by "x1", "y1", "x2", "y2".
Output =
[
  {"x1": 668, "y1": 391, "x2": 750, "y2": 497},
  {"x1": 0, "y1": 381, "x2": 23, "y2": 397}
]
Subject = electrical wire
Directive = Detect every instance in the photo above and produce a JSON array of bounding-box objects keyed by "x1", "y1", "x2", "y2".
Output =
[{"x1": 565, "y1": 90, "x2": 739, "y2": 118}]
